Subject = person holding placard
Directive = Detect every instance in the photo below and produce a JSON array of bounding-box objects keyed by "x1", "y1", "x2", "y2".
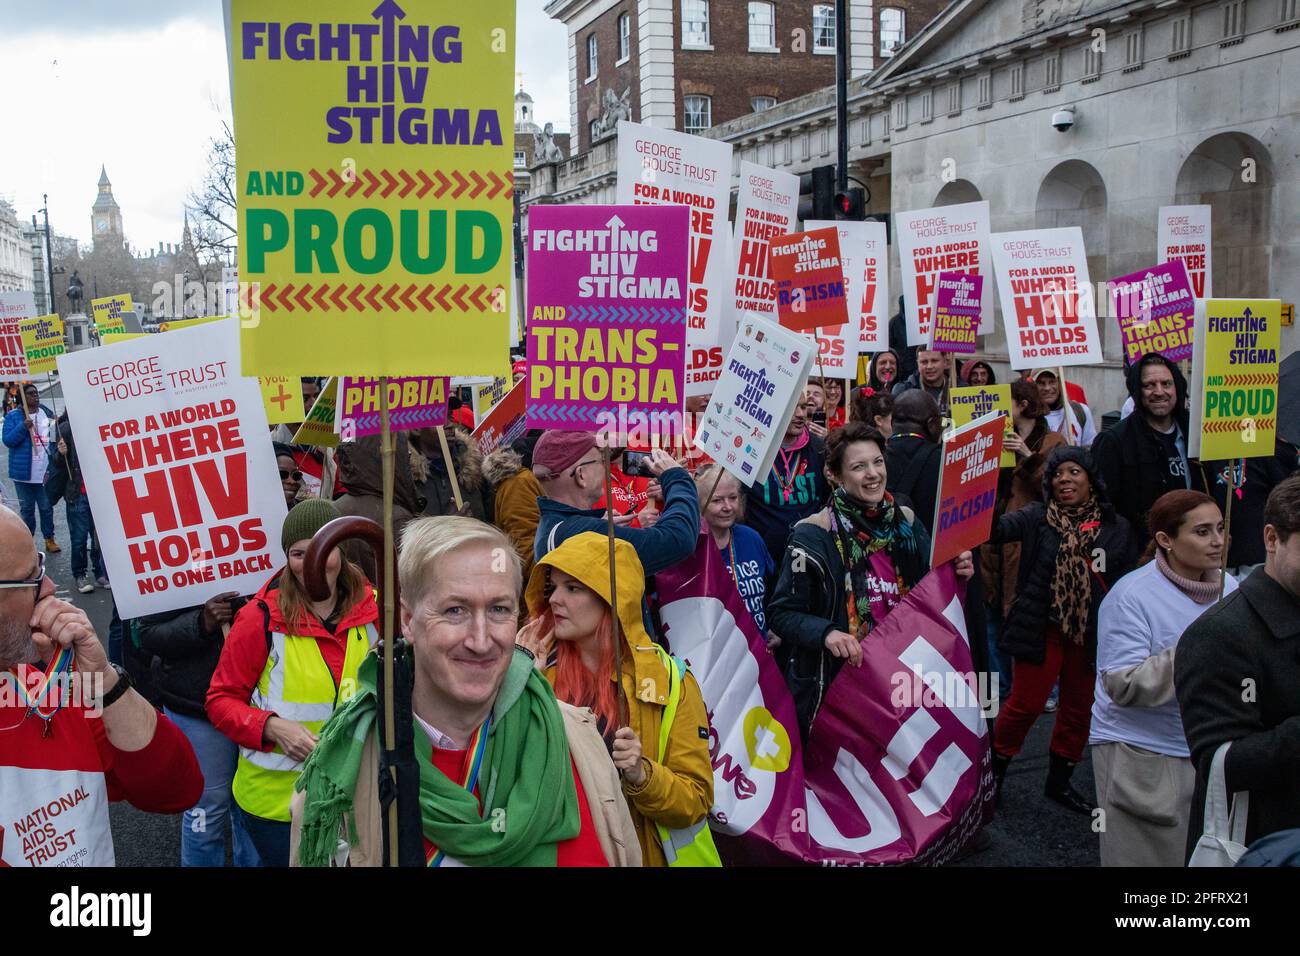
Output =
[
  {"x1": 981, "y1": 378, "x2": 1068, "y2": 695},
  {"x1": 767, "y1": 422, "x2": 975, "y2": 740},
  {"x1": 1031, "y1": 369, "x2": 1096, "y2": 447},
  {"x1": 207, "y1": 499, "x2": 380, "y2": 866},
  {"x1": 1091, "y1": 491, "x2": 1235, "y2": 866},
  {"x1": 1091, "y1": 353, "x2": 1214, "y2": 553},
  {"x1": 988, "y1": 447, "x2": 1136, "y2": 814},
  {"x1": 517, "y1": 532, "x2": 717, "y2": 867}
]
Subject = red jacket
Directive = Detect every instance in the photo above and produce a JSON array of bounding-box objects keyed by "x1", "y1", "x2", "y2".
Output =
[{"x1": 206, "y1": 570, "x2": 379, "y2": 751}]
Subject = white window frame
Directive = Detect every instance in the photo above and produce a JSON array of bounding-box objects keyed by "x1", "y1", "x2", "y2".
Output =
[
  {"x1": 813, "y1": 5, "x2": 836, "y2": 54},
  {"x1": 683, "y1": 94, "x2": 712, "y2": 133},
  {"x1": 880, "y1": 7, "x2": 905, "y2": 58},
  {"x1": 748, "y1": 2, "x2": 778, "y2": 52},
  {"x1": 751, "y1": 95, "x2": 777, "y2": 112},
  {"x1": 682, "y1": 0, "x2": 711, "y2": 49},
  {"x1": 589, "y1": 118, "x2": 602, "y2": 143},
  {"x1": 618, "y1": 13, "x2": 631, "y2": 63},
  {"x1": 586, "y1": 33, "x2": 598, "y2": 82}
]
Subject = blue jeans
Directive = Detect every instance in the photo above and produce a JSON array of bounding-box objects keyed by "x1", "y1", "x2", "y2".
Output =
[
  {"x1": 986, "y1": 605, "x2": 1013, "y2": 700},
  {"x1": 236, "y1": 806, "x2": 292, "y2": 867},
  {"x1": 67, "y1": 495, "x2": 106, "y2": 579},
  {"x1": 13, "y1": 480, "x2": 54, "y2": 538},
  {"x1": 164, "y1": 708, "x2": 260, "y2": 867}
]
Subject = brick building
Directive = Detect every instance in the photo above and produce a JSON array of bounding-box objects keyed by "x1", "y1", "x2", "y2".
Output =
[{"x1": 547, "y1": 0, "x2": 945, "y2": 154}]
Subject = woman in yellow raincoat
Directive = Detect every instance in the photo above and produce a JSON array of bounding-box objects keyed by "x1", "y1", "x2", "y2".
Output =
[{"x1": 517, "y1": 532, "x2": 719, "y2": 867}]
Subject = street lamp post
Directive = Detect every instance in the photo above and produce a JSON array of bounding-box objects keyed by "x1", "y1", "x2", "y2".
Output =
[{"x1": 38, "y1": 195, "x2": 57, "y2": 316}]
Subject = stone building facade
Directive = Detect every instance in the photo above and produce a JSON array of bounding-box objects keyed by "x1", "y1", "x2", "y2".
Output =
[
  {"x1": 0, "y1": 200, "x2": 35, "y2": 296},
  {"x1": 523, "y1": 0, "x2": 1299, "y2": 414}
]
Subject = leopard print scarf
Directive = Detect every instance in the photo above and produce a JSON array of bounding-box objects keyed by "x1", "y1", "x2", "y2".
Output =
[{"x1": 1045, "y1": 497, "x2": 1102, "y2": 645}]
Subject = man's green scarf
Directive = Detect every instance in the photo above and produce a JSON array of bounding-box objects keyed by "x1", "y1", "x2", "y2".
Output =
[{"x1": 296, "y1": 647, "x2": 579, "y2": 867}]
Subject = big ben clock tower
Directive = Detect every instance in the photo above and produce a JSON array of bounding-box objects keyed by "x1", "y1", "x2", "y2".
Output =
[{"x1": 91, "y1": 165, "x2": 123, "y2": 251}]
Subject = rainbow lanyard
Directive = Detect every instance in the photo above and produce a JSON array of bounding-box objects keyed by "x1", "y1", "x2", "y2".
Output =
[
  {"x1": 425, "y1": 713, "x2": 491, "y2": 867},
  {"x1": 726, "y1": 537, "x2": 738, "y2": 584},
  {"x1": 1, "y1": 646, "x2": 74, "y2": 731}
]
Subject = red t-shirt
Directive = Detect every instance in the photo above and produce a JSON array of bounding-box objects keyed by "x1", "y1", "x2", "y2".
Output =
[
  {"x1": 1, "y1": 667, "x2": 202, "y2": 867},
  {"x1": 424, "y1": 746, "x2": 607, "y2": 867},
  {"x1": 593, "y1": 463, "x2": 652, "y2": 525}
]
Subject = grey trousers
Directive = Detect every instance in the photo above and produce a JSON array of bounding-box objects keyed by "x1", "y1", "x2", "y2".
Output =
[{"x1": 1092, "y1": 741, "x2": 1196, "y2": 867}]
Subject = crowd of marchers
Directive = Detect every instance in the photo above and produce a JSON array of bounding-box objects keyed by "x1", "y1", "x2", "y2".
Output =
[{"x1": 3, "y1": 341, "x2": 1299, "y2": 868}]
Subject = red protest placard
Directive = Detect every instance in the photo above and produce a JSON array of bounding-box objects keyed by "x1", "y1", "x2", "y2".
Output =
[
  {"x1": 471, "y1": 378, "x2": 527, "y2": 456},
  {"x1": 930, "y1": 412, "x2": 1005, "y2": 566},
  {"x1": 769, "y1": 227, "x2": 849, "y2": 333}
]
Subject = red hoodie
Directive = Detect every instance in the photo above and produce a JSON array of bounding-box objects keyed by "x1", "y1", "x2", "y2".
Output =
[{"x1": 206, "y1": 570, "x2": 379, "y2": 751}]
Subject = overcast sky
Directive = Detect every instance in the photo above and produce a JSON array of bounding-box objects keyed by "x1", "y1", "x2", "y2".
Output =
[{"x1": 0, "y1": 1, "x2": 569, "y2": 251}]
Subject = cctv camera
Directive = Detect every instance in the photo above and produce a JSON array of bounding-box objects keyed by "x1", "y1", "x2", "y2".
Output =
[{"x1": 1051, "y1": 107, "x2": 1075, "y2": 132}]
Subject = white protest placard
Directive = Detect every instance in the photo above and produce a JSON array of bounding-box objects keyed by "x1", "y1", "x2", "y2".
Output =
[
  {"x1": 990, "y1": 226, "x2": 1103, "y2": 370},
  {"x1": 729, "y1": 161, "x2": 799, "y2": 329},
  {"x1": 896, "y1": 201, "x2": 993, "y2": 344},
  {"x1": 1157, "y1": 205, "x2": 1212, "y2": 300},
  {"x1": 696, "y1": 317, "x2": 814, "y2": 486},
  {"x1": 617, "y1": 120, "x2": 732, "y2": 396},
  {"x1": 56, "y1": 319, "x2": 288, "y2": 618},
  {"x1": 1, "y1": 291, "x2": 36, "y2": 378},
  {"x1": 805, "y1": 219, "x2": 890, "y2": 376}
]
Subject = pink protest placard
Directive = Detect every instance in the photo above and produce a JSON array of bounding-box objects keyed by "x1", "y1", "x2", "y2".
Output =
[
  {"x1": 928, "y1": 271, "x2": 983, "y2": 354},
  {"x1": 335, "y1": 377, "x2": 449, "y2": 438},
  {"x1": 1109, "y1": 260, "x2": 1196, "y2": 364},
  {"x1": 525, "y1": 204, "x2": 689, "y2": 438}
]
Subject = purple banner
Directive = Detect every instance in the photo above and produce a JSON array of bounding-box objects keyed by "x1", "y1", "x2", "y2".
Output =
[
  {"x1": 929, "y1": 270, "x2": 982, "y2": 354},
  {"x1": 336, "y1": 376, "x2": 448, "y2": 438},
  {"x1": 657, "y1": 534, "x2": 992, "y2": 866},
  {"x1": 1109, "y1": 260, "x2": 1195, "y2": 364},
  {"x1": 525, "y1": 204, "x2": 688, "y2": 435}
]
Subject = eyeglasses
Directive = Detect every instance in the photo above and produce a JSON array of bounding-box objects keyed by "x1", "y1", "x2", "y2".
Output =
[
  {"x1": 279, "y1": 469, "x2": 303, "y2": 481},
  {"x1": 568, "y1": 457, "x2": 602, "y2": 479},
  {"x1": 0, "y1": 552, "x2": 46, "y2": 594}
]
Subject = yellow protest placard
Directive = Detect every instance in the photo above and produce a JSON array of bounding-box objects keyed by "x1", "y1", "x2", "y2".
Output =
[
  {"x1": 160, "y1": 315, "x2": 225, "y2": 332},
  {"x1": 228, "y1": 0, "x2": 514, "y2": 378},
  {"x1": 90, "y1": 294, "x2": 132, "y2": 335},
  {"x1": 1189, "y1": 299, "x2": 1281, "y2": 460},
  {"x1": 291, "y1": 376, "x2": 339, "y2": 447},
  {"x1": 950, "y1": 384, "x2": 1015, "y2": 468},
  {"x1": 474, "y1": 375, "x2": 508, "y2": 420},
  {"x1": 20, "y1": 315, "x2": 65, "y2": 374},
  {"x1": 260, "y1": 375, "x2": 307, "y2": 425}
]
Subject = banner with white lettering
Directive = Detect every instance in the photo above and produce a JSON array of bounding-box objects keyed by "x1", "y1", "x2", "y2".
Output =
[
  {"x1": 896, "y1": 201, "x2": 993, "y2": 345},
  {"x1": 657, "y1": 541, "x2": 992, "y2": 866},
  {"x1": 729, "y1": 162, "x2": 799, "y2": 329},
  {"x1": 1157, "y1": 205, "x2": 1212, "y2": 299},
  {"x1": 616, "y1": 120, "x2": 732, "y2": 396},
  {"x1": 56, "y1": 319, "x2": 288, "y2": 618},
  {"x1": 990, "y1": 227, "x2": 1103, "y2": 370}
]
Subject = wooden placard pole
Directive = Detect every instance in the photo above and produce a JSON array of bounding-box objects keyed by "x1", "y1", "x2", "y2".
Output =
[
  {"x1": 601, "y1": 444, "x2": 627, "y2": 727},
  {"x1": 378, "y1": 374, "x2": 399, "y2": 867},
  {"x1": 1056, "y1": 365, "x2": 1075, "y2": 446},
  {"x1": 318, "y1": 447, "x2": 336, "y2": 499},
  {"x1": 844, "y1": 377, "x2": 851, "y2": 422},
  {"x1": 435, "y1": 425, "x2": 465, "y2": 513}
]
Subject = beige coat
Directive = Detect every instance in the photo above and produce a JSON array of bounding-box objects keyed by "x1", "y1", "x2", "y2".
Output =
[{"x1": 289, "y1": 701, "x2": 641, "y2": 867}]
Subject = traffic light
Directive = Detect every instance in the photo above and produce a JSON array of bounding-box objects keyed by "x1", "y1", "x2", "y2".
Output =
[
  {"x1": 834, "y1": 186, "x2": 867, "y2": 221},
  {"x1": 798, "y1": 164, "x2": 835, "y2": 222}
]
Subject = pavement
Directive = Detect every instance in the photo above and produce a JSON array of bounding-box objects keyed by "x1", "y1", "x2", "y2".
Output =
[{"x1": 4, "y1": 383, "x2": 1100, "y2": 866}]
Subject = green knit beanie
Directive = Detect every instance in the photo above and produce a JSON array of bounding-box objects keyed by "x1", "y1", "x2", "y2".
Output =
[{"x1": 281, "y1": 498, "x2": 342, "y2": 552}]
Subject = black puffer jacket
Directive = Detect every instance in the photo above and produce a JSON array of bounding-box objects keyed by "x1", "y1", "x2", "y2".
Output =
[
  {"x1": 990, "y1": 500, "x2": 1135, "y2": 666},
  {"x1": 137, "y1": 601, "x2": 244, "y2": 719},
  {"x1": 1090, "y1": 355, "x2": 1217, "y2": 551},
  {"x1": 767, "y1": 505, "x2": 931, "y2": 742}
]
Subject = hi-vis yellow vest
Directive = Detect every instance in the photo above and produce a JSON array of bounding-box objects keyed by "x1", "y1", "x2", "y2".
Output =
[
  {"x1": 232, "y1": 619, "x2": 377, "y2": 822},
  {"x1": 651, "y1": 647, "x2": 722, "y2": 867}
]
